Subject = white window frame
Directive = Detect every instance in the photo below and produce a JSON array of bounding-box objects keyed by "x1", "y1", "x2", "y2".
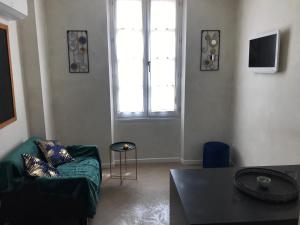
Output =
[{"x1": 107, "y1": 0, "x2": 183, "y2": 119}]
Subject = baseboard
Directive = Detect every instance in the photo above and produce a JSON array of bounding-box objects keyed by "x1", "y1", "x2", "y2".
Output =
[
  {"x1": 102, "y1": 157, "x2": 203, "y2": 168},
  {"x1": 180, "y1": 158, "x2": 202, "y2": 165},
  {"x1": 103, "y1": 158, "x2": 233, "y2": 168},
  {"x1": 102, "y1": 157, "x2": 180, "y2": 168},
  {"x1": 115, "y1": 157, "x2": 180, "y2": 164}
]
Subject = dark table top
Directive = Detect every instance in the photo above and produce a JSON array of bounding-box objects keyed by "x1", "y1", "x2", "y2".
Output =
[
  {"x1": 171, "y1": 165, "x2": 300, "y2": 225},
  {"x1": 110, "y1": 142, "x2": 136, "y2": 152}
]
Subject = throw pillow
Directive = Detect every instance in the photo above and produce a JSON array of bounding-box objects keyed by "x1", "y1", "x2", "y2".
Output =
[
  {"x1": 22, "y1": 154, "x2": 59, "y2": 177},
  {"x1": 35, "y1": 140, "x2": 74, "y2": 166}
]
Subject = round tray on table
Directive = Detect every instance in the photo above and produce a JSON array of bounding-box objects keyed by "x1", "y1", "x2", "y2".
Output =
[
  {"x1": 234, "y1": 168, "x2": 299, "y2": 203},
  {"x1": 110, "y1": 142, "x2": 136, "y2": 152}
]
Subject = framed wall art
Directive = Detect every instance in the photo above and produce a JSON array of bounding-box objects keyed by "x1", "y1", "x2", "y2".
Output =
[
  {"x1": 67, "y1": 30, "x2": 89, "y2": 73},
  {"x1": 200, "y1": 30, "x2": 220, "y2": 71},
  {"x1": 0, "y1": 23, "x2": 16, "y2": 129}
]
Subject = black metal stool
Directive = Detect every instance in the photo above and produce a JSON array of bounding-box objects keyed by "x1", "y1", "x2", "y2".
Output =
[{"x1": 109, "y1": 142, "x2": 137, "y2": 183}]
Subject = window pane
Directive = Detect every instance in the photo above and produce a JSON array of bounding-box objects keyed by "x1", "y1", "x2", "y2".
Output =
[
  {"x1": 112, "y1": 0, "x2": 179, "y2": 116},
  {"x1": 149, "y1": 0, "x2": 177, "y2": 113},
  {"x1": 117, "y1": 59, "x2": 143, "y2": 86},
  {"x1": 150, "y1": 31, "x2": 175, "y2": 59},
  {"x1": 115, "y1": 0, "x2": 144, "y2": 114},
  {"x1": 150, "y1": 87, "x2": 175, "y2": 112},
  {"x1": 151, "y1": 0, "x2": 176, "y2": 30},
  {"x1": 151, "y1": 59, "x2": 175, "y2": 86},
  {"x1": 116, "y1": 0, "x2": 142, "y2": 29},
  {"x1": 118, "y1": 87, "x2": 144, "y2": 113},
  {"x1": 116, "y1": 30, "x2": 143, "y2": 59}
]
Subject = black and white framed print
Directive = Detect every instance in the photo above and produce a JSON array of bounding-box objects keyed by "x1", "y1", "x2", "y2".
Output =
[
  {"x1": 67, "y1": 30, "x2": 89, "y2": 73},
  {"x1": 200, "y1": 30, "x2": 220, "y2": 71}
]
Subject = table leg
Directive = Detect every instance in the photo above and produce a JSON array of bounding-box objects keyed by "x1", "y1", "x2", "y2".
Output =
[
  {"x1": 135, "y1": 148, "x2": 138, "y2": 180},
  {"x1": 125, "y1": 151, "x2": 127, "y2": 171},
  {"x1": 120, "y1": 152, "x2": 123, "y2": 184},
  {"x1": 109, "y1": 150, "x2": 112, "y2": 178}
]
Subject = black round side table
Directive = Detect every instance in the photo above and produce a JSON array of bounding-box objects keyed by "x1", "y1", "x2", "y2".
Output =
[{"x1": 109, "y1": 142, "x2": 137, "y2": 183}]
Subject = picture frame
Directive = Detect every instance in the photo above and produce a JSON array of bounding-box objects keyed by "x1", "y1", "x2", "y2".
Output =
[
  {"x1": 200, "y1": 30, "x2": 220, "y2": 71},
  {"x1": 67, "y1": 30, "x2": 90, "y2": 73}
]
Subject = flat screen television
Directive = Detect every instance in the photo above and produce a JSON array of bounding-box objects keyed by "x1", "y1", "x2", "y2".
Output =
[{"x1": 249, "y1": 30, "x2": 280, "y2": 73}]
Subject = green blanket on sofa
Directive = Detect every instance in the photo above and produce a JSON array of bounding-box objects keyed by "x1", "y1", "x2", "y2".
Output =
[{"x1": 0, "y1": 137, "x2": 102, "y2": 217}]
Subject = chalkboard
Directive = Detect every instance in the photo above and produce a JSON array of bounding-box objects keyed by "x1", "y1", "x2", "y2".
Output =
[{"x1": 0, "y1": 24, "x2": 16, "y2": 129}]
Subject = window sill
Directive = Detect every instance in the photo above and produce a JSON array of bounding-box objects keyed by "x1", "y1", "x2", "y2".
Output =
[{"x1": 115, "y1": 116, "x2": 180, "y2": 122}]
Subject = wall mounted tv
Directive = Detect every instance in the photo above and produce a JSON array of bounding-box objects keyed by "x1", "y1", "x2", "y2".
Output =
[{"x1": 249, "y1": 30, "x2": 280, "y2": 73}]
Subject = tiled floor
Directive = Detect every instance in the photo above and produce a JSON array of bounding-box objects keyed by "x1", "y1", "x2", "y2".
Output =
[{"x1": 90, "y1": 163, "x2": 200, "y2": 225}]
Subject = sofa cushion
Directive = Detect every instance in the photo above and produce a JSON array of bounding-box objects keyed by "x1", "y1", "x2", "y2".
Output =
[
  {"x1": 22, "y1": 154, "x2": 59, "y2": 178},
  {"x1": 35, "y1": 140, "x2": 74, "y2": 166}
]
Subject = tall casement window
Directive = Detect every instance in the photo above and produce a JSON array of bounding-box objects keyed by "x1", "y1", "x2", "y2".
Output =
[{"x1": 108, "y1": 0, "x2": 183, "y2": 118}]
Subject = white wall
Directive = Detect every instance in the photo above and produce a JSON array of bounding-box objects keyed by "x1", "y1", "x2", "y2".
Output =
[
  {"x1": 45, "y1": 0, "x2": 112, "y2": 164},
  {"x1": 33, "y1": 0, "x2": 55, "y2": 139},
  {"x1": 18, "y1": 0, "x2": 55, "y2": 139},
  {"x1": 0, "y1": 18, "x2": 29, "y2": 158},
  {"x1": 182, "y1": 0, "x2": 237, "y2": 162},
  {"x1": 180, "y1": 0, "x2": 187, "y2": 162},
  {"x1": 18, "y1": 0, "x2": 46, "y2": 138},
  {"x1": 114, "y1": 119, "x2": 181, "y2": 160},
  {"x1": 232, "y1": 0, "x2": 300, "y2": 166}
]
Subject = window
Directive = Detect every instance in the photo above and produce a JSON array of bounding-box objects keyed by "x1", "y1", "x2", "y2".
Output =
[{"x1": 108, "y1": 0, "x2": 183, "y2": 118}]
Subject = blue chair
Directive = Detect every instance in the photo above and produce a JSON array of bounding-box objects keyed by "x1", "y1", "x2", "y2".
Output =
[{"x1": 203, "y1": 142, "x2": 230, "y2": 168}]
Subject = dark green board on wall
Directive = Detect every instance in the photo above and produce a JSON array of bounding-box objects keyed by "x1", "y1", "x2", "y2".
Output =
[{"x1": 0, "y1": 25, "x2": 16, "y2": 129}]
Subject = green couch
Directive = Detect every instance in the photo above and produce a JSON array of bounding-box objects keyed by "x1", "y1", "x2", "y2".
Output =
[{"x1": 0, "y1": 137, "x2": 102, "y2": 225}]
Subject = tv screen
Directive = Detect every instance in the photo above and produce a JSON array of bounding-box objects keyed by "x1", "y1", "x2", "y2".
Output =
[{"x1": 248, "y1": 31, "x2": 280, "y2": 73}]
